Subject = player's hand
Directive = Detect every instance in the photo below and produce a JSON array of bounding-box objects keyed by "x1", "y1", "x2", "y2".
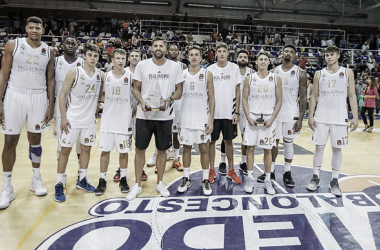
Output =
[
  {"x1": 350, "y1": 118, "x2": 358, "y2": 131},
  {"x1": 247, "y1": 117, "x2": 257, "y2": 127},
  {"x1": 60, "y1": 117, "x2": 71, "y2": 135},
  {"x1": 141, "y1": 101, "x2": 149, "y2": 112},
  {"x1": 293, "y1": 119, "x2": 303, "y2": 132},
  {"x1": 308, "y1": 117, "x2": 316, "y2": 131},
  {"x1": 0, "y1": 103, "x2": 4, "y2": 125},
  {"x1": 205, "y1": 121, "x2": 213, "y2": 134},
  {"x1": 232, "y1": 114, "x2": 239, "y2": 124},
  {"x1": 44, "y1": 106, "x2": 54, "y2": 123},
  {"x1": 264, "y1": 117, "x2": 274, "y2": 128},
  {"x1": 164, "y1": 98, "x2": 172, "y2": 111},
  {"x1": 132, "y1": 106, "x2": 137, "y2": 117}
]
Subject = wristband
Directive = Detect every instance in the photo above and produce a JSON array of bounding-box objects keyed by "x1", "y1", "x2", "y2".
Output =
[
  {"x1": 235, "y1": 112, "x2": 240, "y2": 115},
  {"x1": 169, "y1": 97, "x2": 174, "y2": 102}
]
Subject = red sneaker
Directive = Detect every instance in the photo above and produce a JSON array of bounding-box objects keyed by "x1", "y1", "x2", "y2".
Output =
[
  {"x1": 172, "y1": 160, "x2": 183, "y2": 171},
  {"x1": 113, "y1": 168, "x2": 121, "y2": 182},
  {"x1": 209, "y1": 168, "x2": 216, "y2": 183},
  {"x1": 227, "y1": 169, "x2": 241, "y2": 184},
  {"x1": 141, "y1": 171, "x2": 148, "y2": 181}
]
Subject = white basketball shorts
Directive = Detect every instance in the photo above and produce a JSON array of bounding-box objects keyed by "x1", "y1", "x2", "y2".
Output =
[
  {"x1": 59, "y1": 127, "x2": 96, "y2": 148},
  {"x1": 98, "y1": 132, "x2": 132, "y2": 153},
  {"x1": 311, "y1": 122, "x2": 349, "y2": 148}
]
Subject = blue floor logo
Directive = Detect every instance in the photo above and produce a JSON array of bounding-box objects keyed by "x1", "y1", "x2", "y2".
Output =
[{"x1": 36, "y1": 164, "x2": 380, "y2": 250}]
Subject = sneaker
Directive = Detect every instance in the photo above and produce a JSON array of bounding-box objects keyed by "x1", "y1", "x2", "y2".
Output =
[
  {"x1": 329, "y1": 178, "x2": 342, "y2": 196},
  {"x1": 146, "y1": 154, "x2": 157, "y2": 167},
  {"x1": 154, "y1": 167, "x2": 158, "y2": 174},
  {"x1": 94, "y1": 178, "x2": 107, "y2": 195},
  {"x1": 155, "y1": 181, "x2": 170, "y2": 197},
  {"x1": 76, "y1": 177, "x2": 96, "y2": 192},
  {"x1": 306, "y1": 174, "x2": 320, "y2": 191},
  {"x1": 264, "y1": 180, "x2": 276, "y2": 195},
  {"x1": 283, "y1": 171, "x2": 295, "y2": 187},
  {"x1": 244, "y1": 177, "x2": 254, "y2": 194},
  {"x1": 54, "y1": 183, "x2": 65, "y2": 202},
  {"x1": 0, "y1": 185, "x2": 15, "y2": 209},
  {"x1": 240, "y1": 162, "x2": 248, "y2": 175},
  {"x1": 141, "y1": 171, "x2": 148, "y2": 181},
  {"x1": 126, "y1": 183, "x2": 142, "y2": 201},
  {"x1": 113, "y1": 168, "x2": 121, "y2": 182},
  {"x1": 257, "y1": 171, "x2": 275, "y2": 183},
  {"x1": 209, "y1": 168, "x2": 216, "y2": 183},
  {"x1": 227, "y1": 169, "x2": 241, "y2": 184},
  {"x1": 218, "y1": 162, "x2": 227, "y2": 175},
  {"x1": 119, "y1": 177, "x2": 130, "y2": 193},
  {"x1": 77, "y1": 171, "x2": 91, "y2": 184},
  {"x1": 202, "y1": 179, "x2": 212, "y2": 196},
  {"x1": 172, "y1": 159, "x2": 183, "y2": 171},
  {"x1": 30, "y1": 176, "x2": 48, "y2": 196},
  {"x1": 177, "y1": 177, "x2": 191, "y2": 193}
]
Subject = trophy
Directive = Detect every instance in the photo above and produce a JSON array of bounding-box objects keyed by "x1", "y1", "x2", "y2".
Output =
[
  {"x1": 256, "y1": 113, "x2": 265, "y2": 125},
  {"x1": 146, "y1": 81, "x2": 166, "y2": 111}
]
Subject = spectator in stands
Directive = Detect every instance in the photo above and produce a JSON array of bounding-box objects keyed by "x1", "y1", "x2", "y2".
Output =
[
  {"x1": 217, "y1": 33, "x2": 224, "y2": 42},
  {"x1": 143, "y1": 29, "x2": 151, "y2": 43},
  {"x1": 298, "y1": 55, "x2": 310, "y2": 70},
  {"x1": 84, "y1": 20, "x2": 91, "y2": 36},
  {"x1": 326, "y1": 37, "x2": 334, "y2": 46},
  {"x1": 13, "y1": 17, "x2": 22, "y2": 34},
  {"x1": 356, "y1": 79, "x2": 365, "y2": 107},
  {"x1": 225, "y1": 32, "x2": 232, "y2": 44},
  {"x1": 187, "y1": 32, "x2": 194, "y2": 44},
  {"x1": 166, "y1": 28, "x2": 174, "y2": 40},
  {"x1": 104, "y1": 58, "x2": 114, "y2": 72},
  {"x1": 241, "y1": 32, "x2": 249, "y2": 44},
  {"x1": 339, "y1": 37, "x2": 347, "y2": 48},
  {"x1": 360, "y1": 52, "x2": 369, "y2": 71},
  {"x1": 210, "y1": 30, "x2": 218, "y2": 43},
  {"x1": 114, "y1": 38, "x2": 122, "y2": 49},
  {"x1": 321, "y1": 38, "x2": 327, "y2": 47},
  {"x1": 313, "y1": 36, "x2": 321, "y2": 47},
  {"x1": 132, "y1": 32, "x2": 139, "y2": 47},
  {"x1": 61, "y1": 27, "x2": 69, "y2": 38},
  {"x1": 172, "y1": 33, "x2": 180, "y2": 44},
  {"x1": 107, "y1": 42, "x2": 115, "y2": 58},
  {"x1": 69, "y1": 18, "x2": 77, "y2": 36},
  {"x1": 206, "y1": 45, "x2": 215, "y2": 64},
  {"x1": 372, "y1": 67, "x2": 380, "y2": 78},
  {"x1": 361, "y1": 76, "x2": 379, "y2": 133},
  {"x1": 5, "y1": 16, "x2": 13, "y2": 34},
  {"x1": 95, "y1": 37, "x2": 105, "y2": 50},
  {"x1": 245, "y1": 14, "x2": 253, "y2": 25},
  {"x1": 362, "y1": 42, "x2": 369, "y2": 53}
]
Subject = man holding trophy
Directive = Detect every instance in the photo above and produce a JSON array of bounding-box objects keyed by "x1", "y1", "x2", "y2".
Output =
[{"x1": 127, "y1": 37, "x2": 185, "y2": 201}]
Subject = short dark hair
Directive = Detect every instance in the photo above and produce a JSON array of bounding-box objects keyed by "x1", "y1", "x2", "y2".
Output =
[
  {"x1": 62, "y1": 35, "x2": 77, "y2": 43},
  {"x1": 168, "y1": 43, "x2": 178, "y2": 49},
  {"x1": 237, "y1": 49, "x2": 249, "y2": 57},
  {"x1": 188, "y1": 45, "x2": 202, "y2": 54},
  {"x1": 152, "y1": 36, "x2": 166, "y2": 46},
  {"x1": 83, "y1": 44, "x2": 101, "y2": 55},
  {"x1": 325, "y1": 45, "x2": 340, "y2": 54},
  {"x1": 26, "y1": 16, "x2": 43, "y2": 26},
  {"x1": 283, "y1": 44, "x2": 296, "y2": 53},
  {"x1": 112, "y1": 48, "x2": 127, "y2": 58}
]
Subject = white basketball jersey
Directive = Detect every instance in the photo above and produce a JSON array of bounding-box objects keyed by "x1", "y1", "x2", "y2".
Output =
[
  {"x1": 180, "y1": 68, "x2": 209, "y2": 130},
  {"x1": 173, "y1": 60, "x2": 185, "y2": 111},
  {"x1": 125, "y1": 67, "x2": 137, "y2": 108},
  {"x1": 315, "y1": 67, "x2": 349, "y2": 125},
  {"x1": 274, "y1": 65, "x2": 300, "y2": 122},
  {"x1": 54, "y1": 56, "x2": 84, "y2": 117},
  {"x1": 248, "y1": 72, "x2": 277, "y2": 115},
  {"x1": 240, "y1": 67, "x2": 255, "y2": 114},
  {"x1": 9, "y1": 38, "x2": 51, "y2": 90},
  {"x1": 100, "y1": 70, "x2": 133, "y2": 134},
  {"x1": 66, "y1": 66, "x2": 102, "y2": 128}
]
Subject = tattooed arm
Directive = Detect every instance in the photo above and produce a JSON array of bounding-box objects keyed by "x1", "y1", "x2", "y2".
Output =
[{"x1": 294, "y1": 69, "x2": 307, "y2": 132}]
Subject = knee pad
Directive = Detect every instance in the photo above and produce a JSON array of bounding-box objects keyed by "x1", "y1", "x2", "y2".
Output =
[
  {"x1": 313, "y1": 144, "x2": 325, "y2": 167},
  {"x1": 331, "y1": 147, "x2": 342, "y2": 171},
  {"x1": 283, "y1": 138, "x2": 294, "y2": 159},
  {"x1": 29, "y1": 144, "x2": 42, "y2": 163}
]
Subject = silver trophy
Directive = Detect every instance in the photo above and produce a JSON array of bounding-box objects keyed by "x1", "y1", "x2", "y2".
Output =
[{"x1": 146, "y1": 81, "x2": 166, "y2": 111}]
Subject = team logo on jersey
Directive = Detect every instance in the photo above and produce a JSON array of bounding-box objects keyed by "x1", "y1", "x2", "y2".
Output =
[
  {"x1": 260, "y1": 139, "x2": 264, "y2": 145},
  {"x1": 180, "y1": 136, "x2": 184, "y2": 141},
  {"x1": 337, "y1": 140, "x2": 342, "y2": 145},
  {"x1": 120, "y1": 144, "x2": 124, "y2": 149},
  {"x1": 20, "y1": 44, "x2": 25, "y2": 50},
  {"x1": 62, "y1": 138, "x2": 66, "y2": 144},
  {"x1": 199, "y1": 74, "x2": 204, "y2": 80},
  {"x1": 84, "y1": 138, "x2": 89, "y2": 143},
  {"x1": 339, "y1": 72, "x2": 345, "y2": 78},
  {"x1": 288, "y1": 130, "x2": 292, "y2": 135},
  {"x1": 173, "y1": 125, "x2": 177, "y2": 130},
  {"x1": 77, "y1": 62, "x2": 81, "y2": 66},
  {"x1": 269, "y1": 76, "x2": 274, "y2": 81},
  {"x1": 124, "y1": 77, "x2": 129, "y2": 84},
  {"x1": 107, "y1": 77, "x2": 110, "y2": 82},
  {"x1": 97, "y1": 75, "x2": 100, "y2": 81},
  {"x1": 58, "y1": 61, "x2": 63, "y2": 66},
  {"x1": 291, "y1": 70, "x2": 295, "y2": 76},
  {"x1": 35, "y1": 124, "x2": 40, "y2": 130},
  {"x1": 41, "y1": 48, "x2": 46, "y2": 56},
  {"x1": 80, "y1": 75, "x2": 85, "y2": 81},
  {"x1": 200, "y1": 134, "x2": 205, "y2": 140}
]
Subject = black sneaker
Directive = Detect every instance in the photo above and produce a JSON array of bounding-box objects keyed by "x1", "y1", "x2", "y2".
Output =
[
  {"x1": 240, "y1": 162, "x2": 248, "y2": 175},
  {"x1": 257, "y1": 171, "x2": 275, "y2": 183},
  {"x1": 94, "y1": 178, "x2": 107, "y2": 195},
  {"x1": 283, "y1": 171, "x2": 295, "y2": 187},
  {"x1": 218, "y1": 162, "x2": 227, "y2": 175},
  {"x1": 119, "y1": 177, "x2": 130, "y2": 193}
]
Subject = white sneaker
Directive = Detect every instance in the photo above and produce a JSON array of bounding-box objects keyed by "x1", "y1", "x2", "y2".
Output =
[
  {"x1": 126, "y1": 183, "x2": 142, "y2": 201},
  {"x1": 177, "y1": 177, "x2": 191, "y2": 193},
  {"x1": 0, "y1": 185, "x2": 15, "y2": 209},
  {"x1": 156, "y1": 181, "x2": 170, "y2": 197},
  {"x1": 264, "y1": 180, "x2": 276, "y2": 195},
  {"x1": 30, "y1": 176, "x2": 48, "y2": 196},
  {"x1": 77, "y1": 170, "x2": 91, "y2": 184},
  {"x1": 202, "y1": 180, "x2": 212, "y2": 196},
  {"x1": 244, "y1": 177, "x2": 255, "y2": 194},
  {"x1": 146, "y1": 154, "x2": 157, "y2": 167}
]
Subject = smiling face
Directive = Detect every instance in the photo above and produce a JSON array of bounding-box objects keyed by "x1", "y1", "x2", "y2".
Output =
[
  {"x1": 128, "y1": 51, "x2": 141, "y2": 67},
  {"x1": 152, "y1": 40, "x2": 166, "y2": 59},
  {"x1": 26, "y1": 22, "x2": 44, "y2": 41},
  {"x1": 256, "y1": 54, "x2": 270, "y2": 70}
]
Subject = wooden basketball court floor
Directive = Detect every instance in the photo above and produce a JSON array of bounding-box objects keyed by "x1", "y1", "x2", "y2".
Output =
[{"x1": 0, "y1": 118, "x2": 379, "y2": 250}]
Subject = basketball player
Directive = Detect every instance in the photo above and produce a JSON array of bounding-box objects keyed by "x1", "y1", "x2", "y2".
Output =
[
  {"x1": 94, "y1": 48, "x2": 133, "y2": 195},
  {"x1": 307, "y1": 45, "x2": 358, "y2": 196},
  {"x1": 127, "y1": 37, "x2": 184, "y2": 201},
  {"x1": 207, "y1": 42, "x2": 241, "y2": 184},
  {"x1": 54, "y1": 44, "x2": 103, "y2": 202},
  {"x1": 177, "y1": 45, "x2": 215, "y2": 196},
  {"x1": 0, "y1": 17, "x2": 55, "y2": 209},
  {"x1": 53, "y1": 36, "x2": 83, "y2": 168},
  {"x1": 259, "y1": 45, "x2": 307, "y2": 187},
  {"x1": 242, "y1": 51, "x2": 282, "y2": 195},
  {"x1": 146, "y1": 44, "x2": 187, "y2": 172}
]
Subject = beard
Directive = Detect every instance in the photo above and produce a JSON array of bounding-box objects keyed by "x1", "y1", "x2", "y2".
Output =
[
  {"x1": 153, "y1": 51, "x2": 164, "y2": 59},
  {"x1": 238, "y1": 61, "x2": 248, "y2": 67},
  {"x1": 284, "y1": 57, "x2": 291, "y2": 62}
]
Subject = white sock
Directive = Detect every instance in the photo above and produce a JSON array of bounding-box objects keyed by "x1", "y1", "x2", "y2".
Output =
[
  {"x1": 154, "y1": 147, "x2": 157, "y2": 155},
  {"x1": 33, "y1": 167, "x2": 41, "y2": 177},
  {"x1": 100, "y1": 172, "x2": 107, "y2": 180},
  {"x1": 313, "y1": 166, "x2": 321, "y2": 177},
  {"x1": 3, "y1": 171, "x2": 12, "y2": 186},
  {"x1": 331, "y1": 147, "x2": 342, "y2": 179},
  {"x1": 221, "y1": 153, "x2": 226, "y2": 163},
  {"x1": 174, "y1": 148, "x2": 180, "y2": 161},
  {"x1": 248, "y1": 170, "x2": 254, "y2": 179},
  {"x1": 284, "y1": 162, "x2": 292, "y2": 172},
  {"x1": 120, "y1": 168, "x2": 127, "y2": 178},
  {"x1": 79, "y1": 169, "x2": 87, "y2": 181},
  {"x1": 241, "y1": 155, "x2": 246, "y2": 163},
  {"x1": 270, "y1": 162, "x2": 275, "y2": 173},
  {"x1": 202, "y1": 169, "x2": 209, "y2": 180},
  {"x1": 183, "y1": 167, "x2": 190, "y2": 178},
  {"x1": 56, "y1": 173, "x2": 66, "y2": 184},
  {"x1": 265, "y1": 172, "x2": 271, "y2": 181}
]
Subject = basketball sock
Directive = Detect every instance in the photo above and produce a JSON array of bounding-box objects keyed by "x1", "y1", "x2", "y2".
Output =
[
  {"x1": 154, "y1": 147, "x2": 157, "y2": 156},
  {"x1": 221, "y1": 153, "x2": 226, "y2": 163},
  {"x1": 313, "y1": 145, "x2": 325, "y2": 168},
  {"x1": 202, "y1": 169, "x2": 209, "y2": 180},
  {"x1": 79, "y1": 169, "x2": 87, "y2": 181},
  {"x1": 3, "y1": 171, "x2": 12, "y2": 186},
  {"x1": 56, "y1": 173, "x2": 66, "y2": 185},
  {"x1": 120, "y1": 168, "x2": 127, "y2": 178},
  {"x1": 33, "y1": 167, "x2": 41, "y2": 177},
  {"x1": 313, "y1": 167, "x2": 321, "y2": 177},
  {"x1": 284, "y1": 162, "x2": 292, "y2": 172},
  {"x1": 270, "y1": 162, "x2": 275, "y2": 173},
  {"x1": 241, "y1": 155, "x2": 246, "y2": 164},
  {"x1": 248, "y1": 170, "x2": 254, "y2": 179},
  {"x1": 331, "y1": 147, "x2": 342, "y2": 179},
  {"x1": 174, "y1": 148, "x2": 180, "y2": 161},
  {"x1": 100, "y1": 172, "x2": 107, "y2": 180},
  {"x1": 184, "y1": 167, "x2": 190, "y2": 178},
  {"x1": 265, "y1": 172, "x2": 271, "y2": 181}
]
